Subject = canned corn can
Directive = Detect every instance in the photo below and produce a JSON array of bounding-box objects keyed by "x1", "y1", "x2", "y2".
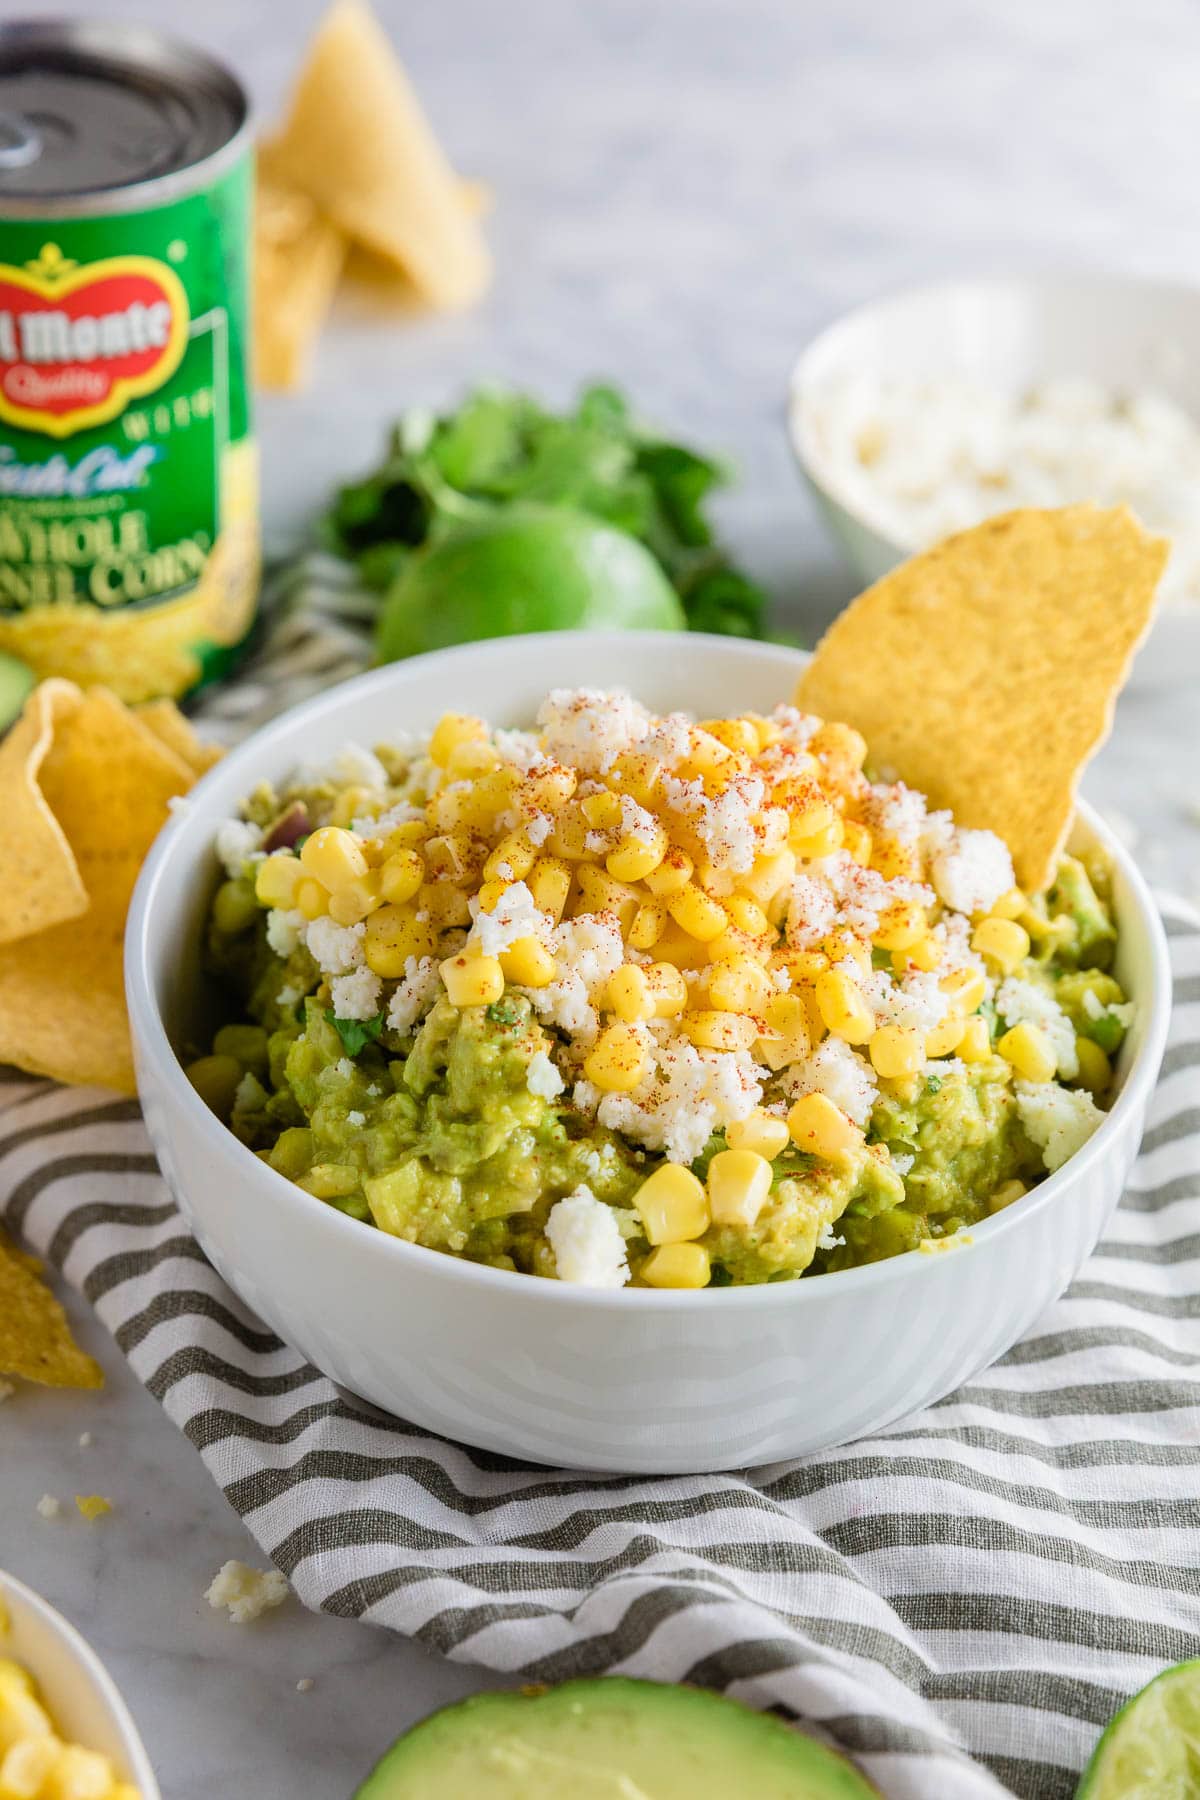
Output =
[{"x1": 0, "y1": 20, "x2": 257, "y2": 701}]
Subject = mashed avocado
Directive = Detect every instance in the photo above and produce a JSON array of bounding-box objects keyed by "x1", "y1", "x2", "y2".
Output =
[{"x1": 192, "y1": 694, "x2": 1133, "y2": 1291}]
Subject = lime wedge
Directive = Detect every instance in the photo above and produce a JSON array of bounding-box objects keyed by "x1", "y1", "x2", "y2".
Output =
[{"x1": 1077, "y1": 1660, "x2": 1200, "y2": 1798}]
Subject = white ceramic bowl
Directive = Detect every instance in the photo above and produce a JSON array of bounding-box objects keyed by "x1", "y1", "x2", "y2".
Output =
[
  {"x1": 788, "y1": 272, "x2": 1200, "y2": 589},
  {"x1": 0, "y1": 1572, "x2": 159, "y2": 1798},
  {"x1": 126, "y1": 632, "x2": 1171, "y2": 1474}
]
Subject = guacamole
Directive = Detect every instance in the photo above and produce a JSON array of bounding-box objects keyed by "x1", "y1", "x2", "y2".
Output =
[{"x1": 191, "y1": 691, "x2": 1133, "y2": 1290}]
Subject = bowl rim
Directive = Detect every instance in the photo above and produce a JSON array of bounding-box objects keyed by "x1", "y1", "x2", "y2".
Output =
[
  {"x1": 0, "y1": 1570, "x2": 160, "y2": 1797},
  {"x1": 786, "y1": 268, "x2": 1200, "y2": 553},
  {"x1": 126, "y1": 629, "x2": 1173, "y2": 1313}
]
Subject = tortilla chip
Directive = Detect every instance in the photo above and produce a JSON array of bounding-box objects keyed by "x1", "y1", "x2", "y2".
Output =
[
  {"x1": 0, "y1": 680, "x2": 89, "y2": 946},
  {"x1": 135, "y1": 698, "x2": 224, "y2": 776},
  {"x1": 796, "y1": 506, "x2": 1166, "y2": 891},
  {"x1": 0, "y1": 687, "x2": 195, "y2": 1091},
  {"x1": 0, "y1": 1237, "x2": 103, "y2": 1389},
  {"x1": 254, "y1": 149, "x2": 347, "y2": 391},
  {"x1": 269, "y1": 0, "x2": 490, "y2": 310}
]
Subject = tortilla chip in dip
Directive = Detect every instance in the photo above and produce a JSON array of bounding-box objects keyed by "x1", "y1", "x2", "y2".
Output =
[
  {"x1": 269, "y1": 0, "x2": 490, "y2": 311},
  {"x1": 795, "y1": 505, "x2": 1166, "y2": 890}
]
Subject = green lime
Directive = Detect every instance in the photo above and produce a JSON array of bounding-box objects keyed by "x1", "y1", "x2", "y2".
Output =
[
  {"x1": 0, "y1": 651, "x2": 35, "y2": 732},
  {"x1": 1076, "y1": 1660, "x2": 1200, "y2": 1798},
  {"x1": 375, "y1": 504, "x2": 685, "y2": 663}
]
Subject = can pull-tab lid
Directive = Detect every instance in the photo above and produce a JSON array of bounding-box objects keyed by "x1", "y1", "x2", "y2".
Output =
[{"x1": 0, "y1": 110, "x2": 40, "y2": 169}]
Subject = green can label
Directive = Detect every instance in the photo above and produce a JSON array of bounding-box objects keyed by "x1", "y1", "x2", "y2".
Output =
[{"x1": 0, "y1": 155, "x2": 258, "y2": 701}]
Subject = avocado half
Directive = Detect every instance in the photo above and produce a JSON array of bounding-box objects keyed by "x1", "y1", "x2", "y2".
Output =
[{"x1": 353, "y1": 1677, "x2": 878, "y2": 1798}]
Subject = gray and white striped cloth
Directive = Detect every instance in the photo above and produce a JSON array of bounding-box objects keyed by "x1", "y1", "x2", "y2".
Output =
[{"x1": 3, "y1": 565, "x2": 1198, "y2": 1799}]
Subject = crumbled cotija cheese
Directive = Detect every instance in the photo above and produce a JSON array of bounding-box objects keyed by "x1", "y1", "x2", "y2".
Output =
[
  {"x1": 930, "y1": 827, "x2": 1014, "y2": 916},
  {"x1": 265, "y1": 907, "x2": 304, "y2": 958},
  {"x1": 329, "y1": 967, "x2": 383, "y2": 1021},
  {"x1": 545, "y1": 1185, "x2": 630, "y2": 1287},
  {"x1": 536, "y1": 688, "x2": 650, "y2": 773},
  {"x1": 387, "y1": 956, "x2": 440, "y2": 1034},
  {"x1": 304, "y1": 916, "x2": 366, "y2": 975},
  {"x1": 205, "y1": 1560, "x2": 290, "y2": 1624},
  {"x1": 810, "y1": 371, "x2": 1200, "y2": 609},
  {"x1": 468, "y1": 881, "x2": 547, "y2": 957},
  {"x1": 215, "y1": 818, "x2": 263, "y2": 877},
  {"x1": 1015, "y1": 1081, "x2": 1104, "y2": 1172},
  {"x1": 526, "y1": 1050, "x2": 565, "y2": 1100},
  {"x1": 784, "y1": 1037, "x2": 878, "y2": 1127}
]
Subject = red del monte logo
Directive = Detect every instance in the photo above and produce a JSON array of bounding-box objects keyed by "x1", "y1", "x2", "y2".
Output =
[{"x1": 0, "y1": 243, "x2": 189, "y2": 438}]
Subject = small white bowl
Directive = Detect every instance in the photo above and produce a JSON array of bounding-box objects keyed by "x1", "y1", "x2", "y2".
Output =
[
  {"x1": 788, "y1": 272, "x2": 1200, "y2": 589},
  {"x1": 0, "y1": 1572, "x2": 159, "y2": 1798},
  {"x1": 126, "y1": 632, "x2": 1171, "y2": 1474}
]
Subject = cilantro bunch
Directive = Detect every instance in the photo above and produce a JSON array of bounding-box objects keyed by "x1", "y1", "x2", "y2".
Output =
[{"x1": 324, "y1": 383, "x2": 770, "y2": 639}]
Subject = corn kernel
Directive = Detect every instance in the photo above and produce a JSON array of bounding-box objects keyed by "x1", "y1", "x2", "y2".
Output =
[
  {"x1": 644, "y1": 963, "x2": 688, "y2": 1017},
  {"x1": 212, "y1": 879, "x2": 259, "y2": 936},
  {"x1": 925, "y1": 1014, "x2": 967, "y2": 1058},
  {"x1": 667, "y1": 883, "x2": 727, "y2": 942},
  {"x1": 254, "y1": 852, "x2": 305, "y2": 909},
  {"x1": 440, "y1": 953, "x2": 505, "y2": 1007},
  {"x1": 499, "y1": 936, "x2": 557, "y2": 988},
  {"x1": 787, "y1": 1091, "x2": 864, "y2": 1160},
  {"x1": 990, "y1": 887, "x2": 1027, "y2": 921},
  {"x1": 640, "y1": 1242, "x2": 712, "y2": 1288},
  {"x1": 868, "y1": 1025, "x2": 924, "y2": 1078},
  {"x1": 518, "y1": 762, "x2": 577, "y2": 813},
  {"x1": 972, "y1": 917, "x2": 1032, "y2": 973},
  {"x1": 872, "y1": 836, "x2": 923, "y2": 881},
  {"x1": 821, "y1": 930, "x2": 871, "y2": 977},
  {"x1": 811, "y1": 720, "x2": 868, "y2": 768},
  {"x1": 678, "y1": 728, "x2": 741, "y2": 783},
  {"x1": 299, "y1": 1162, "x2": 361, "y2": 1200},
  {"x1": 955, "y1": 1015, "x2": 991, "y2": 1062},
  {"x1": 606, "y1": 964, "x2": 654, "y2": 1022},
  {"x1": 484, "y1": 829, "x2": 537, "y2": 884},
  {"x1": 3, "y1": 1737, "x2": 64, "y2": 1792},
  {"x1": 724, "y1": 894, "x2": 770, "y2": 938},
  {"x1": 726, "y1": 1108, "x2": 790, "y2": 1160},
  {"x1": 644, "y1": 848, "x2": 694, "y2": 897},
  {"x1": 579, "y1": 789, "x2": 622, "y2": 830},
  {"x1": 300, "y1": 825, "x2": 368, "y2": 891},
  {"x1": 380, "y1": 819, "x2": 429, "y2": 857},
  {"x1": 701, "y1": 717, "x2": 759, "y2": 756},
  {"x1": 650, "y1": 920, "x2": 710, "y2": 971},
  {"x1": 785, "y1": 790, "x2": 836, "y2": 838},
  {"x1": 997, "y1": 1020, "x2": 1057, "y2": 1082},
  {"x1": 707, "y1": 954, "x2": 772, "y2": 1012},
  {"x1": 989, "y1": 1178, "x2": 1028, "y2": 1214},
  {"x1": 629, "y1": 901, "x2": 666, "y2": 950},
  {"x1": 814, "y1": 968, "x2": 874, "y2": 1044},
  {"x1": 424, "y1": 831, "x2": 478, "y2": 886},
  {"x1": 295, "y1": 876, "x2": 328, "y2": 921},
  {"x1": 608, "y1": 747, "x2": 660, "y2": 805},
  {"x1": 419, "y1": 882, "x2": 472, "y2": 930},
  {"x1": 841, "y1": 820, "x2": 873, "y2": 865},
  {"x1": 545, "y1": 805, "x2": 591, "y2": 861},
  {"x1": 633, "y1": 1163, "x2": 709, "y2": 1244},
  {"x1": 1073, "y1": 1035, "x2": 1112, "y2": 1094},
  {"x1": 328, "y1": 869, "x2": 384, "y2": 925},
  {"x1": 707, "y1": 1148, "x2": 773, "y2": 1227},
  {"x1": 575, "y1": 864, "x2": 641, "y2": 932},
  {"x1": 681, "y1": 1010, "x2": 758, "y2": 1052},
  {"x1": 330, "y1": 783, "x2": 380, "y2": 830},
  {"x1": 709, "y1": 925, "x2": 767, "y2": 965},
  {"x1": 528, "y1": 857, "x2": 572, "y2": 922},
  {"x1": 445, "y1": 740, "x2": 500, "y2": 781},
  {"x1": 380, "y1": 846, "x2": 425, "y2": 906},
  {"x1": 744, "y1": 711, "x2": 782, "y2": 751},
  {"x1": 185, "y1": 1054, "x2": 242, "y2": 1120},
  {"x1": 873, "y1": 899, "x2": 928, "y2": 952},
  {"x1": 583, "y1": 1023, "x2": 648, "y2": 1093},
  {"x1": 776, "y1": 948, "x2": 829, "y2": 982},
  {"x1": 943, "y1": 967, "x2": 988, "y2": 1014},
  {"x1": 899, "y1": 933, "x2": 942, "y2": 973},
  {"x1": 429, "y1": 712, "x2": 486, "y2": 766},
  {"x1": 757, "y1": 993, "x2": 811, "y2": 1070},
  {"x1": 364, "y1": 904, "x2": 436, "y2": 977},
  {"x1": 607, "y1": 827, "x2": 667, "y2": 883},
  {"x1": 791, "y1": 814, "x2": 845, "y2": 860},
  {"x1": 740, "y1": 848, "x2": 796, "y2": 907}
]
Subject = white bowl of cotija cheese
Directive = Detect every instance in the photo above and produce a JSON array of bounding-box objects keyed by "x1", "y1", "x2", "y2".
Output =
[{"x1": 789, "y1": 274, "x2": 1200, "y2": 609}]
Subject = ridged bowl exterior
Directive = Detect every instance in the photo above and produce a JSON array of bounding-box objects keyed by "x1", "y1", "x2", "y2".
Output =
[{"x1": 127, "y1": 635, "x2": 1171, "y2": 1474}]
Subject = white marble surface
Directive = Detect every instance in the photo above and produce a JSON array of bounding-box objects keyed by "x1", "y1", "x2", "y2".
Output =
[{"x1": 3, "y1": 0, "x2": 1200, "y2": 1794}]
